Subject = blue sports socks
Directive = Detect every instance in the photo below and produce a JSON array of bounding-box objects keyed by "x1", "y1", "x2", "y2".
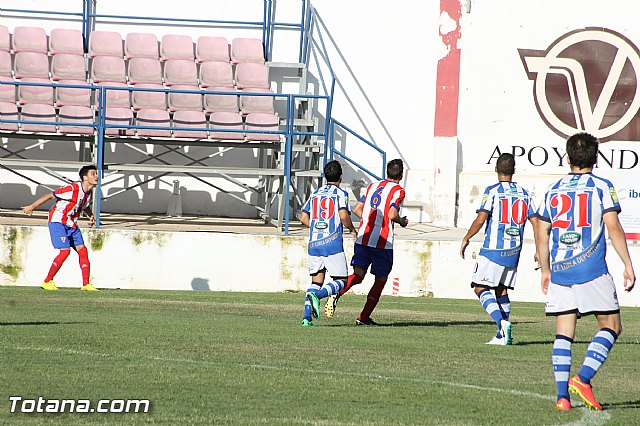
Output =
[
  {"x1": 553, "y1": 335, "x2": 573, "y2": 400},
  {"x1": 315, "y1": 279, "x2": 345, "y2": 300},
  {"x1": 577, "y1": 328, "x2": 618, "y2": 384},
  {"x1": 478, "y1": 290, "x2": 505, "y2": 337},
  {"x1": 303, "y1": 282, "x2": 322, "y2": 321},
  {"x1": 497, "y1": 294, "x2": 511, "y2": 321}
]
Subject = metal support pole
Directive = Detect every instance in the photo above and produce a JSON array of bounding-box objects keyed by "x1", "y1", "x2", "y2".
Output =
[
  {"x1": 284, "y1": 95, "x2": 293, "y2": 235},
  {"x1": 95, "y1": 86, "x2": 106, "y2": 228}
]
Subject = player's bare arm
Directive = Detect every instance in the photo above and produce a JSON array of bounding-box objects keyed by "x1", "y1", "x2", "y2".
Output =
[
  {"x1": 84, "y1": 207, "x2": 96, "y2": 228},
  {"x1": 22, "y1": 192, "x2": 54, "y2": 216},
  {"x1": 339, "y1": 209, "x2": 358, "y2": 238},
  {"x1": 388, "y1": 205, "x2": 408, "y2": 228},
  {"x1": 460, "y1": 211, "x2": 488, "y2": 259},
  {"x1": 529, "y1": 215, "x2": 541, "y2": 268},
  {"x1": 603, "y1": 211, "x2": 636, "y2": 292},
  {"x1": 352, "y1": 201, "x2": 364, "y2": 219},
  {"x1": 299, "y1": 211, "x2": 311, "y2": 228},
  {"x1": 535, "y1": 220, "x2": 552, "y2": 295}
]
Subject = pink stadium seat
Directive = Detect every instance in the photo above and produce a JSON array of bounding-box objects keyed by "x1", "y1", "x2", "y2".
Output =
[
  {"x1": 90, "y1": 56, "x2": 126, "y2": 83},
  {"x1": 199, "y1": 61, "x2": 233, "y2": 88},
  {"x1": 88, "y1": 31, "x2": 123, "y2": 58},
  {"x1": 20, "y1": 103, "x2": 56, "y2": 132},
  {"x1": 231, "y1": 38, "x2": 264, "y2": 64},
  {"x1": 173, "y1": 110, "x2": 207, "y2": 138},
  {"x1": 0, "y1": 25, "x2": 10, "y2": 52},
  {"x1": 125, "y1": 33, "x2": 159, "y2": 59},
  {"x1": 196, "y1": 36, "x2": 229, "y2": 63},
  {"x1": 161, "y1": 34, "x2": 194, "y2": 61},
  {"x1": 18, "y1": 78, "x2": 54, "y2": 105},
  {"x1": 51, "y1": 54, "x2": 86, "y2": 81},
  {"x1": 131, "y1": 83, "x2": 166, "y2": 110},
  {"x1": 49, "y1": 29, "x2": 84, "y2": 55},
  {"x1": 128, "y1": 58, "x2": 162, "y2": 84},
  {"x1": 204, "y1": 86, "x2": 238, "y2": 114},
  {"x1": 0, "y1": 51, "x2": 12, "y2": 76},
  {"x1": 239, "y1": 88, "x2": 274, "y2": 115},
  {"x1": 235, "y1": 62, "x2": 269, "y2": 89},
  {"x1": 168, "y1": 85, "x2": 202, "y2": 112},
  {"x1": 0, "y1": 102, "x2": 19, "y2": 131},
  {"x1": 14, "y1": 52, "x2": 49, "y2": 79},
  {"x1": 59, "y1": 105, "x2": 94, "y2": 134},
  {"x1": 164, "y1": 60, "x2": 198, "y2": 86},
  {"x1": 12, "y1": 26, "x2": 47, "y2": 54},
  {"x1": 245, "y1": 112, "x2": 280, "y2": 141},
  {"x1": 105, "y1": 107, "x2": 134, "y2": 136},
  {"x1": 136, "y1": 108, "x2": 171, "y2": 137},
  {"x1": 97, "y1": 82, "x2": 130, "y2": 107},
  {"x1": 209, "y1": 111, "x2": 243, "y2": 140},
  {"x1": 55, "y1": 80, "x2": 91, "y2": 107},
  {"x1": 0, "y1": 76, "x2": 15, "y2": 103}
]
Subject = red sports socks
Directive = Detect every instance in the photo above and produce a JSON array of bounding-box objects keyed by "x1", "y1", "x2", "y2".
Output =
[
  {"x1": 339, "y1": 273, "x2": 363, "y2": 297},
  {"x1": 358, "y1": 278, "x2": 387, "y2": 321},
  {"x1": 77, "y1": 246, "x2": 91, "y2": 285},
  {"x1": 45, "y1": 249, "x2": 70, "y2": 282}
]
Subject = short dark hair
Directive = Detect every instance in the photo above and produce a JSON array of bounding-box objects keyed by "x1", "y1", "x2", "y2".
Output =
[
  {"x1": 79, "y1": 164, "x2": 97, "y2": 180},
  {"x1": 496, "y1": 153, "x2": 515, "y2": 175},
  {"x1": 323, "y1": 160, "x2": 342, "y2": 182},
  {"x1": 566, "y1": 132, "x2": 598, "y2": 169},
  {"x1": 386, "y1": 159, "x2": 403, "y2": 180}
]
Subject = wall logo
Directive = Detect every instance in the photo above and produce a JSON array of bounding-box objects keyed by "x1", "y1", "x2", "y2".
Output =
[{"x1": 519, "y1": 28, "x2": 640, "y2": 141}]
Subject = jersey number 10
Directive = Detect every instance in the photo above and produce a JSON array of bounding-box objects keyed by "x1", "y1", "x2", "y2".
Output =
[{"x1": 499, "y1": 198, "x2": 528, "y2": 225}]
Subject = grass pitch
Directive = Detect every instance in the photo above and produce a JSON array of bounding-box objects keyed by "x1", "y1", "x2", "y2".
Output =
[{"x1": 1, "y1": 287, "x2": 639, "y2": 425}]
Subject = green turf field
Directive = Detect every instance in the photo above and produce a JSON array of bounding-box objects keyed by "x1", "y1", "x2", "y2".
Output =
[{"x1": 1, "y1": 287, "x2": 639, "y2": 425}]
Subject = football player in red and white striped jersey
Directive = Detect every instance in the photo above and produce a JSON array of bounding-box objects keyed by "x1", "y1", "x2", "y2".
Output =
[
  {"x1": 330, "y1": 159, "x2": 408, "y2": 326},
  {"x1": 22, "y1": 165, "x2": 100, "y2": 291}
]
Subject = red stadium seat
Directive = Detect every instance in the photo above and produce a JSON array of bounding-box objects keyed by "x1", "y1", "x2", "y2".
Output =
[
  {"x1": 131, "y1": 83, "x2": 166, "y2": 110},
  {"x1": 18, "y1": 78, "x2": 54, "y2": 105},
  {"x1": 49, "y1": 29, "x2": 84, "y2": 56},
  {"x1": 173, "y1": 110, "x2": 207, "y2": 139},
  {"x1": 209, "y1": 111, "x2": 244, "y2": 140},
  {"x1": 168, "y1": 85, "x2": 202, "y2": 112},
  {"x1": 161, "y1": 34, "x2": 194, "y2": 61},
  {"x1": 55, "y1": 80, "x2": 91, "y2": 107},
  {"x1": 239, "y1": 88, "x2": 274, "y2": 115},
  {"x1": 0, "y1": 25, "x2": 10, "y2": 52},
  {"x1": 128, "y1": 58, "x2": 163, "y2": 85},
  {"x1": 58, "y1": 105, "x2": 94, "y2": 134},
  {"x1": 105, "y1": 107, "x2": 134, "y2": 136},
  {"x1": 199, "y1": 61, "x2": 233, "y2": 88},
  {"x1": 0, "y1": 101, "x2": 19, "y2": 130},
  {"x1": 235, "y1": 62, "x2": 269, "y2": 89},
  {"x1": 196, "y1": 36, "x2": 229, "y2": 63},
  {"x1": 245, "y1": 112, "x2": 280, "y2": 141},
  {"x1": 12, "y1": 26, "x2": 47, "y2": 54},
  {"x1": 88, "y1": 31, "x2": 123, "y2": 58},
  {"x1": 164, "y1": 60, "x2": 198, "y2": 86},
  {"x1": 20, "y1": 103, "x2": 56, "y2": 132},
  {"x1": 51, "y1": 54, "x2": 86, "y2": 81},
  {"x1": 14, "y1": 52, "x2": 49, "y2": 79},
  {"x1": 231, "y1": 38, "x2": 264, "y2": 64},
  {"x1": 91, "y1": 56, "x2": 126, "y2": 83},
  {"x1": 204, "y1": 86, "x2": 238, "y2": 114},
  {"x1": 125, "y1": 33, "x2": 159, "y2": 59},
  {"x1": 136, "y1": 108, "x2": 171, "y2": 137}
]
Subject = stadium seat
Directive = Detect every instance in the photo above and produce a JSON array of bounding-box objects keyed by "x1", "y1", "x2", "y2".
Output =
[
  {"x1": 58, "y1": 105, "x2": 94, "y2": 134},
  {"x1": 12, "y1": 26, "x2": 47, "y2": 54},
  {"x1": 199, "y1": 61, "x2": 233, "y2": 88},
  {"x1": 0, "y1": 76, "x2": 15, "y2": 103},
  {"x1": 239, "y1": 88, "x2": 275, "y2": 115},
  {"x1": 14, "y1": 52, "x2": 49, "y2": 79},
  {"x1": 164, "y1": 60, "x2": 198, "y2": 86},
  {"x1": 55, "y1": 80, "x2": 91, "y2": 107},
  {"x1": 245, "y1": 112, "x2": 280, "y2": 141},
  {"x1": 18, "y1": 78, "x2": 54, "y2": 105},
  {"x1": 128, "y1": 58, "x2": 163, "y2": 84},
  {"x1": 0, "y1": 25, "x2": 10, "y2": 52},
  {"x1": 105, "y1": 107, "x2": 134, "y2": 136},
  {"x1": 161, "y1": 34, "x2": 194, "y2": 61},
  {"x1": 168, "y1": 85, "x2": 202, "y2": 112},
  {"x1": 125, "y1": 33, "x2": 159, "y2": 59},
  {"x1": 235, "y1": 62, "x2": 269, "y2": 89},
  {"x1": 173, "y1": 110, "x2": 207, "y2": 138},
  {"x1": 0, "y1": 101, "x2": 19, "y2": 131},
  {"x1": 97, "y1": 82, "x2": 130, "y2": 108},
  {"x1": 51, "y1": 54, "x2": 86, "y2": 81},
  {"x1": 0, "y1": 51, "x2": 11, "y2": 77},
  {"x1": 90, "y1": 56, "x2": 126, "y2": 83},
  {"x1": 136, "y1": 108, "x2": 171, "y2": 137},
  {"x1": 231, "y1": 38, "x2": 264, "y2": 64},
  {"x1": 89, "y1": 31, "x2": 123, "y2": 57},
  {"x1": 196, "y1": 36, "x2": 229, "y2": 63},
  {"x1": 209, "y1": 111, "x2": 243, "y2": 140},
  {"x1": 204, "y1": 86, "x2": 238, "y2": 114},
  {"x1": 49, "y1": 29, "x2": 84, "y2": 55},
  {"x1": 131, "y1": 83, "x2": 166, "y2": 110},
  {"x1": 20, "y1": 103, "x2": 56, "y2": 132}
]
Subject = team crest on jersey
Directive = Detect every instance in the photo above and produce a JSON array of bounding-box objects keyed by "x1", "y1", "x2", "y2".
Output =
[
  {"x1": 314, "y1": 222, "x2": 328, "y2": 230},
  {"x1": 505, "y1": 227, "x2": 520, "y2": 237},
  {"x1": 481, "y1": 194, "x2": 489, "y2": 204},
  {"x1": 60, "y1": 237, "x2": 66, "y2": 243},
  {"x1": 609, "y1": 187, "x2": 619, "y2": 203},
  {"x1": 559, "y1": 231, "x2": 581, "y2": 245}
]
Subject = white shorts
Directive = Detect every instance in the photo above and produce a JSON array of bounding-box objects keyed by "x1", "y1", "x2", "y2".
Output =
[
  {"x1": 308, "y1": 252, "x2": 348, "y2": 277},
  {"x1": 545, "y1": 273, "x2": 620, "y2": 316},
  {"x1": 471, "y1": 255, "x2": 517, "y2": 289}
]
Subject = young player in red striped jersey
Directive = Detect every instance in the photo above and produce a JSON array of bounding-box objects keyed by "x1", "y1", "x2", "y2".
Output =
[
  {"x1": 326, "y1": 159, "x2": 408, "y2": 325},
  {"x1": 22, "y1": 165, "x2": 100, "y2": 291}
]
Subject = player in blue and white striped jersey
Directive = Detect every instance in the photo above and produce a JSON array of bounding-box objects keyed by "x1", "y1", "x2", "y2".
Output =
[
  {"x1": 299, "y1": 160, "x2": 357, "y2": 326},
  {"x1": 536, "y1": 133, "x2": 635, "y2": 411},
  {"x1": 460, "y1": 153, "x2": 538, "y2": 345}
]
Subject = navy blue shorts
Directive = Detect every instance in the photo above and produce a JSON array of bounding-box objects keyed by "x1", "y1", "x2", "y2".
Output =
[
  {"x1": 48, "y1": 222, "x2": 84, "y2": 249},
  {"x1": 351, "y1": 243, "x2": 393, "y2": 277}
]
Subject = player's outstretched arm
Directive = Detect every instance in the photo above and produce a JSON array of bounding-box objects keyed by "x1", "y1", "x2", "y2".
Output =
[
  {"x1": 352, "y1": 202, "x2": 364, "y2": 220},
  {"x1": 299, "y1": 211, "x2": 311, "y2": 228},
  {"x1": 22, "y1": 193, "x2": 54, "y2": 216},
  {"x1": 536, "y1": 220, "x2": 552, "y2": 295},
  {"x1": 460, "y1": 212, "x2": 488, "y2": 259},
  {"x1": 339, "y1": 209, "x2": 358, "y2": 238},
  {"x1": 603, "y1": 211, "x2": 636, "y2": 292}
]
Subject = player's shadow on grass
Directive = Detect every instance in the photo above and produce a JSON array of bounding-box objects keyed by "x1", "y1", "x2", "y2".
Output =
[
  {"x1": 380, "y1": 320, "x2": 538, "y2": 328},
  {"x1": 603, "y1": 399, "x2": 640, "y2": 409},
  {"x1": 515, "y1": 340, "x2": 640, "y2": 346},
  {"x1": 0, "y1": 321, "x2": 83, "y2": 327}
]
